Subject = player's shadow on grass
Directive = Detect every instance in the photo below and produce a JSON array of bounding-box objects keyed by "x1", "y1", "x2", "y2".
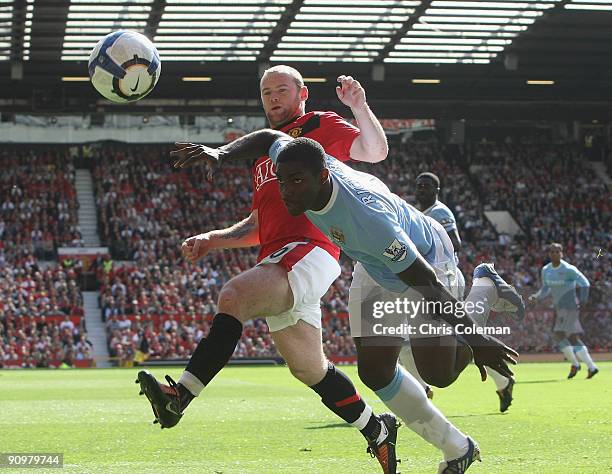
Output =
[
  {"x1": 447, "y1": 412, "x2": 502, "y2": 418},
  {"x1": 305, "y1": 422, "x2": 352, "y2": 430},
  {"x1": 516, "y1": 379, "x2": 564, "y2": 384}
]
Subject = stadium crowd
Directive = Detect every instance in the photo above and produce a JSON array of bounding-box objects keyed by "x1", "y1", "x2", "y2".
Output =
[
  {"x1": 0, "y1": 146, "x2": 83, "y2": 257},
  {"x1": 90, "y1": 139, "x2": 610, "y2": 362},
  {"x1": 1, "y1": 139, "x2": 609, "y2": 367},
  {"x1": 0, "y1": 246, "x2": 89, "y2": 368},
  {"x1": 0, "y1": 147, "x2": 89, "y2": 368}
]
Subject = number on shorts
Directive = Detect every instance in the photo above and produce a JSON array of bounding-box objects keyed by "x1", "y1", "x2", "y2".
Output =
[{"x1": 269, "y1": 245, "x2": 291, "y2": 259}]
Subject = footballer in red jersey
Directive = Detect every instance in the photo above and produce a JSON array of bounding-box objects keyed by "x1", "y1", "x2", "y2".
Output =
[
  {"x1": 252, "y1": 110, "x2": 358, "y2": 262},
  {"x1": 138, "y1": 66, "x2": 398, "y2": 473}
]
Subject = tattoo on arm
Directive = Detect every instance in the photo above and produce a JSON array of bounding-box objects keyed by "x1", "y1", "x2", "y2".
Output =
[
  {"x1": 220, "y1": 221, "x2": 255, "y2": 240},
  {"x1": 217, "y1": 215, "x2": 256, "y2": 241}
]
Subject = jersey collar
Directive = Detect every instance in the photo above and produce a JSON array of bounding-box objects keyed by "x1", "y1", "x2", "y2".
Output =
[
  {"x1": 310, "y1": 174, "x2": 338, "y2": 215},
  {"x1": 421, "y1": 200, "x2": 439, "y2": 215},
  {"x1": 276, "y1": 114, "x2": 302, "y2": 131}
]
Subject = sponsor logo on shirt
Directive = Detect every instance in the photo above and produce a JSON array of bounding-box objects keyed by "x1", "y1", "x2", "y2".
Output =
[
  {"x1": 382, "y1": 238, "x2": 407, "y2": 262},
  {"x1": 546, "y1": 277, "x2": 572, "y2": 286},
  {"x1": 254, "y1": 158, "x2": 277, "y2": 191}
]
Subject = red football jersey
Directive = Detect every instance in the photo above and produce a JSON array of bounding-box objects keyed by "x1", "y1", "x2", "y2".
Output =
[{"x1": 252, "y1": 111, "x2": 360, "y2": 261}]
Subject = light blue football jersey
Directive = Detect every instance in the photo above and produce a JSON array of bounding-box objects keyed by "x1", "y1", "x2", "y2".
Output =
[
  {"x1": 534, "y1": 259, "x2": 590, "y2": 310},
  {"x1": 269, "y1": 137, "x2": 452, "y2": 293},
  {"x1": 422, "y1": 200, "x2": 457, "y2": 233}
]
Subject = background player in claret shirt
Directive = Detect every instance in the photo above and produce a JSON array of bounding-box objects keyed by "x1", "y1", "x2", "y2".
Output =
[
  {"x1": 529, "y1": 243, "x2": 598, "y2": 379},
  {"x1": 137, "y1": 65, "x2": 401, "y2": 473},
  {"x1": 406, "y1": 172, "x2": 516, "y2": 413}
]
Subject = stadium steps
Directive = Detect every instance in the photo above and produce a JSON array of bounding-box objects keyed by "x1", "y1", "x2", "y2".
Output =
[
  {"x1": 83, "y1": 291, "x2": 111, "y2": 368},
  {"x1": 589, "y1": 161, "x2": 612, "y2": 186},
  {"x1": 75, "y1": 170, "x2": 101, "y2": 247}
]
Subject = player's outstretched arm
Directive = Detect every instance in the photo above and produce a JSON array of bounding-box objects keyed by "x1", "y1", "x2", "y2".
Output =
[
  {"x1": 171, "y1": 129, "x2": 288, "y2": 179},
  {"x1": 529, "y1": 269, "x2": 551, "y2": 303},
  {"x1": 181, "y1": 211, "x2": 260, "y2": 264},
  {"x1": 396, "y1": 253, "x2": 518, "y2": 381},
  {"x1": 336, "y1": 75, "x2": 388, "y2": 163}
]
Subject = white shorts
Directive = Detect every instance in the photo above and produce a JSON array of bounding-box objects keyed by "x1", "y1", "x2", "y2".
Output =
[
  {"x1": 554, "y1": 308, "x2": 584, "y2": 334},
  {"x1": 348, "y1": 221, "x2": 458, "y2": 339},
  {"x1": 258, "y1": 241, "x2": 341, "y2": 332}
]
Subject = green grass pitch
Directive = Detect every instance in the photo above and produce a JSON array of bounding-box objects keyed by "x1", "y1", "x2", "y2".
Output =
[{"x1": 1, "y1": 362, "x2": 610, "y2": 473}]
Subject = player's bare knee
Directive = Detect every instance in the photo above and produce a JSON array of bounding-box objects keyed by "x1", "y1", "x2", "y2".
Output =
[
  {"x1": 419, "y1": 365, "x2": 457, "y2": 388},
  {"x1": 287, "y1": 362, "x2": 326, "y2": 386},
  {"x1": 217, "y1": 284, "x2": 247, "y2": 321},
  {"x1": 358, "y1": 363, "x2": 395, "y2": 391},
  {"x1": 427, "y1": 373, "x2": 456, "y2": 388}
]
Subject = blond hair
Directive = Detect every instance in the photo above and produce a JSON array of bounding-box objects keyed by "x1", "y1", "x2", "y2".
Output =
[{"x1": 260, "y1": 65, "x2": 304, "y2": 89}]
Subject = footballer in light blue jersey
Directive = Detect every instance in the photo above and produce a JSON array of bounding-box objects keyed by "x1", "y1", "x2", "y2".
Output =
[
  {"x1": 424, "y1": 200, "x2": 457, "y2": 232},
  {"x1": 270, "y1": 135, "x2": 451, "y2": 294},
  {"x1": 530, "y1": 243, "x2": 598, "y2": 379},
  {"x1": 179, "y1": 128, "x2": 523, "y2": 469},
  {"x1": 415, "y1": 172, "x2": 461, "y2": 253},
  {"x1": 412, "y1": 172, "x2": 515, "y2": 411},
  {"x1": 414, "y1": 172, "x2": 466, "y2": 302},
  {"x1": 533, "y1": 259, "x2": 589, "y2": 310},
  {"x1": 266, "y1": 131, "x2": 520, "y2": 384}
]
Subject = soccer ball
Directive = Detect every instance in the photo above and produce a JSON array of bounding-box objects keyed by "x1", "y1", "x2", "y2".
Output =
[{"x1": 88, "y1": 30, "x2": 161, "y2": 103}]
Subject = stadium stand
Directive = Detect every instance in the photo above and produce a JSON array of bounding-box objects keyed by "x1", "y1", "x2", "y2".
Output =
[
  {"x1": 0, "y1": 146, "x2": 82, "y2": 257},
  {"x1": 0, "y1": 258, "x2": 89, "y2": 368},
  {"x1": 88, "y1": 140, "x2": 609, "y2": 363},
  {"x1": 1, "y1": 139, "x2": 609, "y2": 367},
  {"x1": 0, "y1": 148, "x2": 91, "y2": 368}
]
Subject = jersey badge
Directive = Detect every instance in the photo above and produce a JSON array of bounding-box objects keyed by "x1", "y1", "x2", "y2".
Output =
[
  {"x1": 330, "y1": 226, "x2": 345, "y2": 244},
  {"x1": 382, "y1": 239, "x2": 407, "y2": 262},
  {"x1": 287, "y1": 127, "x2": 303, "y2": 138}
]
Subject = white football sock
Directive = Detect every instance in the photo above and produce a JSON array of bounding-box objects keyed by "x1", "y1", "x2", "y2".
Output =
[
  {"x1": 464, "y1": 277, "x2": 496, "y2": 327},
  {"x1": 463, "y1": 277, "x2": 516, "y2": 392},
  {"x1": 558, "y1": 340, "x2": 579, "y2": 366},
  {"x1": 376, "y1": 365, "x2": 469, "y2": 461},
  {"x1": 575, "y1": 345, "x2": 597, "y2": 371},
  {"x1": 488, "y1": 368, "x2": 510, "y2": 391},
  {"x1": 179, "y1": 370, "x2": 205, "y2": 396},
  {"x1": 398, "y1": 344, "x2": 429, "y2": 390},
  {"x1": 349, "y1": 404, "x2": 372, "y2": 431}
]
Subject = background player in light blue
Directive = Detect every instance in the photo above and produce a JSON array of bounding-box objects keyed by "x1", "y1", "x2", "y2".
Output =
[
  {"x1": 186, "y1": 128, "x2": 524, "y2": 473},
  {"x1": 412, "y1": 171, "x2": 516, "y2": 412},
  {"x1": 415, "y1": 172, "x2": 461, "y2": 252},
  {"x1": 529, "y1": 242, "x2": 598, "y2": 379}
]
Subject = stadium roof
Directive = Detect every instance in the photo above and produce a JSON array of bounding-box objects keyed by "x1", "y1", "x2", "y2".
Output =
[{"x1": 1, "y1": 0, "x2": 611, "y2": 118}]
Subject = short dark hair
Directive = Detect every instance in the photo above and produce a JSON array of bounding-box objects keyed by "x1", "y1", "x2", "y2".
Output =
[
  {"x1": 549, "y1": 242, "x2": 563, "y2": 251},
  {"x1": 276, "y1": 137, "x2": 326, "y2": 176},
  {"x1": 416, "y1": 172, "x2": 440, "y2": 188}
]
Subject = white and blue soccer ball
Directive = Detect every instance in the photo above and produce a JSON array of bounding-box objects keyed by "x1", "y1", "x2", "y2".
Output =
[{"x1": 88, "y1": 30, "x2": 161, "y2": 103}]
